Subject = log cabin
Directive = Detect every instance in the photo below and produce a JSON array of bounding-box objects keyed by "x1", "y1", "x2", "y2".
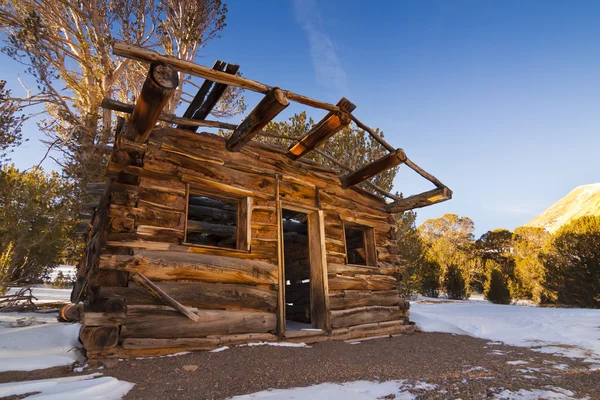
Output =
[{"x1": 71, "y1": 42, "x2": 452, "y2": 358}]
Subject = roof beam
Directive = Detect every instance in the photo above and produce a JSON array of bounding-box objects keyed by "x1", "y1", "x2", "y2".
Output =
[
  {"x1": 227, "y1": 88, "x2": 290, "y2": 152},
  {"x1": 340, "y1": 149, "x2": 407, "y2": 189},
  {"x1": 101, "y1": 98, "x2": 237, "y2": 130},
  {"x1": 113, "y1": 41, "x2": 341, "y2": 113},
  {"x1": 123, "y1": 62, "x2": 179, "y2": 143},
  {"x1": 287, "y1": 98, "x2": 356, "y2": 160},
  {"x1": 385, "y1": 187, "x2": 453, "y2": 213},
  {"x1": 189, "y1": 63, "x2": 240, "y2": 131},
  {"x1": 177, "y1": 60, "x2": 226, "y2": 130}
]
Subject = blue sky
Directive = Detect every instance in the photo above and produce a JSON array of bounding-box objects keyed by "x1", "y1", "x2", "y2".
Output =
[{"x1": 3, "y1": 0, "x2": 600, "y2": 236}]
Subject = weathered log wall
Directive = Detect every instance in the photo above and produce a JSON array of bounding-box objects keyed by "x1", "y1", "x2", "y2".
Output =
[{"x1": 78, "y1": 127, "x2": 410, "y2": 357}]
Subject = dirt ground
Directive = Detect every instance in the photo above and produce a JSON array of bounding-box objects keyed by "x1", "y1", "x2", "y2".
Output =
[{"x1": 1, "y1": 332, "x2": 598, "y2": 399}]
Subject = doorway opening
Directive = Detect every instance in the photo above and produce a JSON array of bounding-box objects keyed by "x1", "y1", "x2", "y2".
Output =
[{"x1": 282, "y1": 209, "x2": 311, "y2": 330}]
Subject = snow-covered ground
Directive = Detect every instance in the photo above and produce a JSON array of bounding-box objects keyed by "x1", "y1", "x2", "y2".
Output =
[
  {"x1": 410, "y1": 297, "x2": 600, "y2": 365},
  {"x1": 0, "y1": 373, "x2": 134, "y2": 399},
  {"x1": 228, "y1": 380, "x2": 438, "y2": 400},
  {"x1": 0, "y1": 266, "x2": 134, "y2": 399},
  {"x1": 6, "y1": 265, "x2": 76, "y2": 305}
]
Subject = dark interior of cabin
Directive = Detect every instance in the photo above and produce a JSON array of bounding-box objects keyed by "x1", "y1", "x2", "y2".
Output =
[
  {"x1": 186, "y1": 194, "x2": 238, "y2": 249},
  {"x1": 282, "y1": 209, "x2": 311, "y2": 329},
  {"x1": 345, "y1": 226, "x2": 367, "y2": 265}
]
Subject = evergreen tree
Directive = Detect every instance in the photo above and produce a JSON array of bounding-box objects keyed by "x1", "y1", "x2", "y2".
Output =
[
  {"x1": 444, "y1": 264, "x2": 469, "y2": 300},
  {"x1": 540, "y1": 216, "x2": 600, "y2": 308},
  {"x1": 511, "y1": 226, "x2": 550, "y2": 302},
  {"x1": 0, "y1": 165, "x2": 75, "y2": 286},
  {"x1": 485, "y1": 267, "x2": 512, "y2": 304}
]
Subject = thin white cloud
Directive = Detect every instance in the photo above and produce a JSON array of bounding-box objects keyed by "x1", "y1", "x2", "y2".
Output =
[{"x1": 293, "y1": 0, "x2": 349, "y2": 95}]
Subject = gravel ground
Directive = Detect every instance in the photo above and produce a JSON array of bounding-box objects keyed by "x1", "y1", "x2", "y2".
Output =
[{"x1": 1, "y1": 332, "x2": 598, "y2": 399}]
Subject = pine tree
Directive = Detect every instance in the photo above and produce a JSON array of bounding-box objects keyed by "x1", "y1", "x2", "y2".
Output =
[
  {"x1": 541, "y1": 216, "x2": 600, "y2": 308},
  {"x1": 444, "y1": 264, "x2": 469, "y2": 300},
  {"x1": 485, "y1": 268, "x2": 511, "y2": 304}
]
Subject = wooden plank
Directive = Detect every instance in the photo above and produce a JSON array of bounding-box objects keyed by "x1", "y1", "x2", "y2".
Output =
[
  {"x1": 328, "y1": 274, "x2": 397, "y2": 291},
  {"x1": 328, "y1": 290, "x2": 405, "y2": 310},
  {"x1": 131, "y1": 272, "x2": 200, "y2": 322},
  {"x1": 308, "y1": 209, "x2": 331, "y2": 331},
  {"x1": 330, "y1": 306, "x2": 405, "y2": 328},
  {"x1": 120, "y1": 308, "x2": 276, "y2": 338},
  {"x1": 226, "y1": 88, "x2": 290, "y2": 151},
  {"x1": 275, "y1": 175, "x2": 285, "y2": 337},
  {"x1": 99, "y1": 282, "x2": 277, "y2": 311},
  {"x1": 340, "y1": 148, "x2": 407, "y2": 189},
  {"x1": 123, "y1": 62, "x2": 179, "y2": 143},
  {"x1": 287, "y1": 99, "x2": 352, "y2": 160},
  {"x1": 99, "y1": 251, "x2": 278, "y2": 285},
  {"x1": 177, "y1": 60, "x2": 226, "y2": 129},
  {"x1": 191, "y1": 63, "x2": 240, "y2": 128},
  {"x1": 385, "y1": 186, "x2": 453, "y2": 213}
]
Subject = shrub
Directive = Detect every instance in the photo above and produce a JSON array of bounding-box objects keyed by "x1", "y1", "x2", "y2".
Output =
[
  {"x1": 485, "y1": 268, "x2": 511, "y2": 304},
  {"x1": 444, "y1": 264, "x2": 469, "y2": 300},
  {"x1": 541, "y1": 216, "x2": 600, "y2": 308}
]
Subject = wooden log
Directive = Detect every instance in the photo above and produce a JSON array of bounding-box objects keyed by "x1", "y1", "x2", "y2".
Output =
[
  {"x1": 340, "y1": 148, "x2": 407, "y2": 189},
  {"x1": 122, "y1": 337, "x2": 220, "y2": 350},
  {"x1": 226, "y1": 88, "x2": 290, "y2": 151},
  {"x1": 193, "y1": 63, "x2": 240, "y2": 127},
  {"x1": 188, "y1": 204, "x2": 236, "y2": 222},
  {"x1": 327, "y1": 263, "x2": 399, "y2": 277},
  {"x1": 98, "y1": 282, "x2": 277, "y2": 311},
  {"x1": 58, "y1": 304, "x2": 83, "y2": 322},
  {"x1": 120, "y1": 308, "x2": 276, "y2": 338},
  {"x1": 102, "y1": 98, "x2": 238, "y2": 130},
  {"x1": 385, "y1": 186, "x2": 453, "y2": 213},
  {"x1": 207, "y1": 333, "x2": 277, "y2": 346},
  {"x1": 328, "y1": 274, "x2": 397, "y2": 291},
  {"x1": 131, "y1": 272, "x2": 200, "y2": 322},
  {"x1": 124, "y1": 62, "x2": 179, "y2": 143},
  {"x1": 349, "y1": 114, "x2": 395, "y2": 152},
  {"x1": 99, "y1": 251, "x2": 278, "y2": 285},
  {"x1": 177, "y1": 60, "x2": 226, "y2": 129},
  {"x1": 287, "y1": 99, "x2": 352, "y2": 160},
  {"x1": 404, "y1": 158, "x2": 445, "y2": 188},
  {"x1": 113, "y1": 41, "x2": 341, "y2": 113},
  {"x1": 328, "y1": 290, "x2": 404, "y2": 310},
  {"x1": 330, "y1": 306, "x2": 406, "y2": 329},
  {"x1": 79, "y1": 326, "x2": 119, "y2": 350},
  {"x1": 82, "y1": 312, "x2": 126, "y2": 327},
  {"x1": 186, "y1": 220, "x2": 236, "y2": 236}
]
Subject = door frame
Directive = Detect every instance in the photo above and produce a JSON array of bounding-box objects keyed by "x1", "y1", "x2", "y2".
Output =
[{"x1": 277, "y1": 201, "x2": 330, "y2": 337}]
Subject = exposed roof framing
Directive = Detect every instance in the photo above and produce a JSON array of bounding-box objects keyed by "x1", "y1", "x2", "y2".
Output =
[{"x1": 103, "y1": 41, "x2": 452, "y2": 212}]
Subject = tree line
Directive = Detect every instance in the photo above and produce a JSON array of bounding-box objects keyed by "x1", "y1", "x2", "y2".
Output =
[{"x1": 397, "y1": 213, "x2": 600, "y2": 308}]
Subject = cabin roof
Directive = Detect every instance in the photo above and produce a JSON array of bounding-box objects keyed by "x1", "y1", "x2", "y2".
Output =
[{"x1": 101, "y1": 42, "x2": 452, "y2": 213}]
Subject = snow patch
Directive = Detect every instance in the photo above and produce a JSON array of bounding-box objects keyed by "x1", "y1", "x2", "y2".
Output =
[
  {"x1": 241, "y1": 342, "x2": 310, "y2": 348},
  {"x1": 507, "y1": 360, "x2": 529, "y2": 365},
  {"x1": 0, "y1": 313, "x2": 82, "y2": 372},
  {"x1": 410, "y1": 299, "x2": 600, "y2": 362},
  {"x1": 227, "y1": 380, "x2": 436, "y2": 400},
  {"x1": 0, "y1": 373, "x2": 134, "y2": 399},
  {"x1": 210, "y1": 346, "x2": 229, "y2": 353},
  {"x1": 493, "y1": 386, "x2": 580, "y2": 399}
]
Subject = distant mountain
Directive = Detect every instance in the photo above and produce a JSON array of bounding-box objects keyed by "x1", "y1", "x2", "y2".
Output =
[{"x1": 526, "y1": 184, "x2": 600, "y2": 233}]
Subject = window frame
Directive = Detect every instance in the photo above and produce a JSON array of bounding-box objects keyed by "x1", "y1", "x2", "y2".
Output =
[
  {"x1": 183, "y1": 183, "x2": 252, "y2": 252},
  {"x1": 342, "y1": 221, "x2": 377, "y2": 267}
]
